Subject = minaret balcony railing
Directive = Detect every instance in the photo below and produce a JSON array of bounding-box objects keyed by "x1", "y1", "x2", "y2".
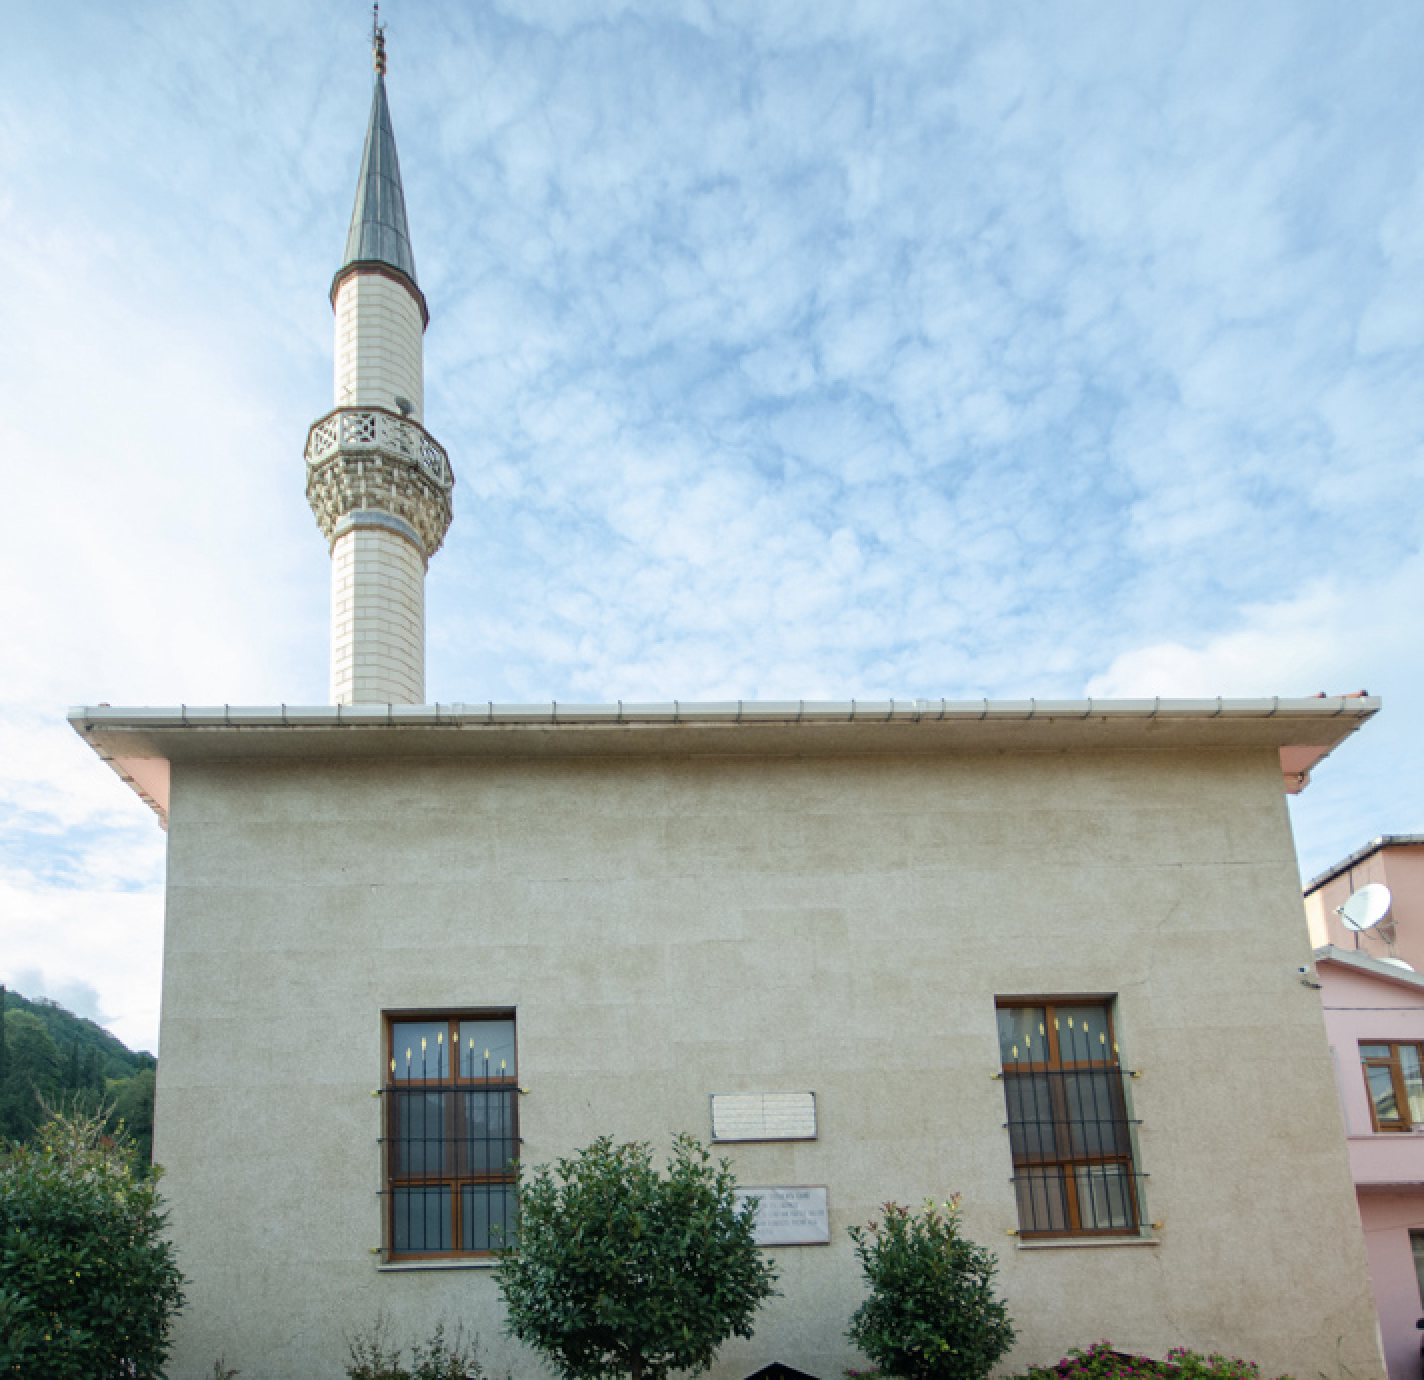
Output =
[{"x1": 306, "y1": 407, "x2": 454, "y2": 492}]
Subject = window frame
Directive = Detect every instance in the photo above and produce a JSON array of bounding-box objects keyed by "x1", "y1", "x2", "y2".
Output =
[
  {"x1": 995, "y1": 995, "x2": 1143, "y2": 1241},
  {"x1": 1359, "y1": 1040, "x2": 1424, "y2": 1133},
  {"x1": 382, "y1": 1009, "x2": 519, "y2": 1262}
]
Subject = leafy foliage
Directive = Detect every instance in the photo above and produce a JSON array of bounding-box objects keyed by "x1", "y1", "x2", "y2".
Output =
[
  {"x1": 345, "y1": 1316, "x2": 485, "y2": 1380},
  {"x1": 847, "y1": 1198, "x2": 1015, "y2": 1380},
  {"x1": 498, "y1": 1134, "x2": 779, "y2": 1380},
  {"x1": 1008, "y1": 1342, "x2": 1294, "y2": 1380},
  {"x1": 0, "y1": 1106, "x2": 184, "y2": 1378},
  {"x1": 0, "y1": 988, "x2": 157, "y2": 1161},
  {"x1": 110, "y1": 1065, "x2": 158, "y2": 1165},
  {"x1": 0, "y1": 1009, "x2": 62, "y2": 1144},
  {"x1": 2, "y1": 987, "x2": 152, "y2": 1084}
]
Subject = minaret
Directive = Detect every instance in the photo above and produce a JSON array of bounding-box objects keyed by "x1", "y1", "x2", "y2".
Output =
[{"x1": 305, "y1": 17, "x2": 453, "y2": 705}]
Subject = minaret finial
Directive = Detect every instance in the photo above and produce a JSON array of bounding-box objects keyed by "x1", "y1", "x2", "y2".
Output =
[{"x1": 372, "y1": 4, "x2": 387, "y2": 77}]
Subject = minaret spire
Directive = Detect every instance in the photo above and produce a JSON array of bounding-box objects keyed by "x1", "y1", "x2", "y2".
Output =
[
  {"x1": 334, "y1": 8, "x2": 423, "y2": 321},
  {"x1": 304, "y1": 23, "x2": 454, "y2": 706}
]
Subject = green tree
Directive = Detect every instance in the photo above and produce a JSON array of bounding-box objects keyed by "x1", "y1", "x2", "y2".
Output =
[
  {"x1": 1, "y1": 989, "x2": 152, "y2": 1091},
  {"x1": 64, "y1": 1033, "x2": 81, "y2": 1091},
  {"x1": 847, "y1": 1198, "x2": 1016, "y2": 1380},
  {"x1": 110, "y1": 1066, "x2": 157, "y2": 1166},
  {"x1": 0, "y1": 1012, "x2": 62, "y2": 1143},
  {"x1": 498, "y1": 1135, "x2": 779, "y2": 1380},
  {"x1": 82, "y1": 1044, "x2": 104, "y2": 1096},
  {"x1": 0, "y1": 1105, "x2": 184, "y2": 1378}
]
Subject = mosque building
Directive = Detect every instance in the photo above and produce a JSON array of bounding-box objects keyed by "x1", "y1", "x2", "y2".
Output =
[{"x1": 71, "y1": 28, "x2": 1387, "y2": 1380}]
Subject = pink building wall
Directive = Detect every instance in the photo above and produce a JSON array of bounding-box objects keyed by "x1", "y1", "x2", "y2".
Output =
[
  {"x1": 1360, "y1": 1193, "x2": 1424, "y2": 1380},
  {"x1": 1315, "y1": 945, "x2": 1424, "y2": 1380},
  {"x1": 1307, "y1": 837, "x2": 1424, "y2": 969}
]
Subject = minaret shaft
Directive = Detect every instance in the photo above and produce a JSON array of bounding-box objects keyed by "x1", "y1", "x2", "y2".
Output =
[
  {"x1": 334, "y1": 273, "x2": 425, "y2": 421},
  {"x1": 331, "y1": 524, "x2": 426, "y2": 703}
]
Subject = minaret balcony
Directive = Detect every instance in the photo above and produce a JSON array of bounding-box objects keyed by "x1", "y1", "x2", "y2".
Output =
[
  {"x1": 306, "y1": 406, "x2": 453, "y2": 489},
  {"x1": 305, "y1": 406, "x2": 455, "y2": 560}
]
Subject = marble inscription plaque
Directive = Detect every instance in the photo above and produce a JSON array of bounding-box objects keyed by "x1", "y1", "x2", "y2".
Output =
[
  {"x1": 734, "y1": 1186, "x2": 830, "y2": 1246},
  {"x1": 710, "y1": 1091, "x2": 816, "y2": 1142}
]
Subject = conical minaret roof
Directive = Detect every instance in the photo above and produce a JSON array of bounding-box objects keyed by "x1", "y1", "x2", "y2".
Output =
[
  {"x1": 331, "y1": 44, "x2": 428, "y2": 325},
  {"x1": 342, "y1": 73, "x2": 418, "y2": 284}
]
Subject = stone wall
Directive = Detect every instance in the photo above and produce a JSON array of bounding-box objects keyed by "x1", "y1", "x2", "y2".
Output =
[{"x1": 153, "y1": 743, "x2": 1381, "y2": 1380}]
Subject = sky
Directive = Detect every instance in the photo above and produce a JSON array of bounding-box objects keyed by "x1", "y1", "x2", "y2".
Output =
[{"x1": 1, "y1": 1, "x2": 1420, "y2": 1055}]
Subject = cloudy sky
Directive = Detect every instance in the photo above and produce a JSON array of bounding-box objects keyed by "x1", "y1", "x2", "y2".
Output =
[{"x1": 2, "y1": 1, "x2": 1420, "y2": 1053}]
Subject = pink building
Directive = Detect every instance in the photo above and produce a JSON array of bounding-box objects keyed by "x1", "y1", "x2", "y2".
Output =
[
  {"x1": 1309, "y1": 838, "x2": 1424, "y2": 1380},
  {"x1": 1308, "y1": 838, "x2": 1424, "y2": 966}
]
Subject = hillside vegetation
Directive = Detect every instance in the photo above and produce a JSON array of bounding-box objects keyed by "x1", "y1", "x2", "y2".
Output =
[{"x1": 0, "y1": 986, "x2": 157, "y2": 1161}]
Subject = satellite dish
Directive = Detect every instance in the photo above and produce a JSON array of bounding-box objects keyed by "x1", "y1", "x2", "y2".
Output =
[{"x1": 1340, "y1": 883, "x2": 1393, "y2": 933}]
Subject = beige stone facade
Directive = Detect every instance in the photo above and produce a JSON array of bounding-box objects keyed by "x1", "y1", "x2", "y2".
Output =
[
  {"x1": 334, "y1": 271, "x2": 425, "y2": 419},
  {"x1": 69, "y1": 701, "x2": 1387, "y2": 1380},
  {"x1": 330, "y1": 523, "x2": 426, "y2": 704}
]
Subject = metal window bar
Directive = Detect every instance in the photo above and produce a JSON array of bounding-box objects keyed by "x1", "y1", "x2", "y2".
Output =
[
  {"x1": 381, "y1": 1045, "x2": 520, "y2": 1256},
  {"x1": 1001, "y1": 1059, "x2": 1145, "y2": 1236}
]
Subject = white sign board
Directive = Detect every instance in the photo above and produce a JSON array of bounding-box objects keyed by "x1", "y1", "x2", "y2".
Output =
[
  {"x1": 710, "y1": 1091, "x2": 816, "y2": 1142},
  {"x1": 734, "y1": 1186, "x2": 830, "y2": 1246}
]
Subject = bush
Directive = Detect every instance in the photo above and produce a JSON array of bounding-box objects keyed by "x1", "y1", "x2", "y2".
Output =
[
  {"x1": 1009, "y1": 1341, "x2": 1295, "y2": 1380},
  {"x1": 346, "y1": 1316, "x2": 483, "y2": 1380},
  {"x1": 497, "y1": 1134, "x2": 779, "y2": 1380},
  {"x1": 847, "y1": 1198, "x2": 1015, "y2": 1380},
  {"x1": 0, "y1": 1106, "x2": 184, "y2": 1379}
]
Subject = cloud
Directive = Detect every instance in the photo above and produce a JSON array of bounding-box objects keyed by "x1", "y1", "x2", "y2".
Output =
[
  {"x1": 1087, "y1": 584, "x2": 1386, "y2": 702},
  {"x1": 0, "y1": 0, "x2": 1421, "y2": 1042},
  {"x1": 1087, "y1": 555, "x2": 1424, "y2": 876},
  {"x1": 0, "y1": 882, "x2": 163, "y2": 1056},
  {"x1": 7, "y1": 971, "x2": 108, "y2": 1027}
]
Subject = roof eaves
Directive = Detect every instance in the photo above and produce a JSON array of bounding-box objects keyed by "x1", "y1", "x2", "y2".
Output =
[
  {"x1": 66, "y1": 695, "x2": 1379, "y2": 828},
  {"x1": 1305, "y1": 835, "x2": 1424, "y2": 895},
  {"x1": 1313, "y1": 944, "x2": 1424, "y2": 993},
  {"x1": 65, "y1": 694, "x2": 1382, "y2": 733}
]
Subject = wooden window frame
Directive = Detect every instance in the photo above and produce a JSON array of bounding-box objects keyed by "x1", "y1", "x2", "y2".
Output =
[
  {"x1": 996, "y1": 996, "x2": 1142, "y2": 1240},
  {"x1": 1360, "y1": 1041, "x2": 1424, "y2": 1133},
  {"x1": 382, "y1": 1010, "x2": 519, "y2": 1261}
]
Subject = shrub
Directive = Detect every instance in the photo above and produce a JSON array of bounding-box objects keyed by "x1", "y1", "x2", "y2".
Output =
[
  {"x1": 0, "y1": 1106, "x2": 184, "y2": 1379},
  {"x1": 497, "y1": 1134, "x2": 779, "y2": 1380},
  {"x1": 847, "y1": 1197, "x2": 1015, "y2": 1380},
  {"x1": 1009, "y1": 1341, "x2": 1294, "y2": 1380},
  {"x1": 346, "y1": 1316, "x2": 483, "y2": 1380}
]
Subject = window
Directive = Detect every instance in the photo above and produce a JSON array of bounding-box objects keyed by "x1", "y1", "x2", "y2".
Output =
[
  {"x1": 996, "y1": 999, "x2": 1143, "y2": 1238},
  {"x1": 383, "y1": 1013, "x2": 519, "y2": 1259},
  {"x1": 1360, "y1": 1042, "x2": 1424, "y2": 1132}
]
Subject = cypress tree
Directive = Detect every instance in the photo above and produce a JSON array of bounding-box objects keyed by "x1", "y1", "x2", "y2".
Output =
[
  {"x1": 65, "y1": 1033, "x2": 82, "y2": 1091},
  {"x1": 84, "y1": 1044, "x2": 104, "y2": 1094},
  {"x1": 0, "y1": 985, "x2": 8, "y2": 1089}
]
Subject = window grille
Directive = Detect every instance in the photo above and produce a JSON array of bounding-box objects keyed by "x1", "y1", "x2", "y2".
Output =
[
  {"x1": 381, "y1": 1015, "x2": 519, "y2": 1258},
  {"x1": 997, "y1": 1000, "x2": 1146, "y2": 1238}
]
